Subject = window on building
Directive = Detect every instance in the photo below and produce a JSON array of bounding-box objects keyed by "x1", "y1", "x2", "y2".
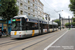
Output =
[
  {"x1": 20, "y1": 3, "x2": 23, "y2": 6},
  {"x1": 45, "y1": 17, "x2": 47, "y2": 20},
  {"x1": 24, "y1": 12, "x2": 28, "y2": 16},
  {"x1": 16, "y1": 1, "x2": 19, "y2": 6},
  {"x1": 24, "y1": 5, "x2": 28, "y2": 9},
  {"x1": 35, "y1": 6, "x2": 37, "y2": 9},
  {"x1": 35, "y1": 16, "x2": 37, "y2": 17},
  {"x1": 35, "y1": 11, "x2": 38, "y2": 14},
  {"x1": 33, "y1": 4, "x2": 34, "y2": 7},
  {"x1": 24, "y1": 0, "x2": 27, "y2": 3},
  {"x1": 33, "y1": 10, "x2": 35, "y2": 12},
  {"x1": 38, "y1": 11, "x2": 40, "y2": 14},
  {"x1": 35, "y1": 0, "x2": 37, "y2": 3},
  {"x1": 31, "y1": 14, "x2": 33, "y2": 17},
  {"x1": 28, "y1": 0, "x2": 30, "y2": 4},
  {"x1": 28, "y1": 13, "x2": 30, "y2": 16},
  {"x1": 38, "y1": 16, "x2": 41, "y2": 18},
  {"x1": 33, "y1": 15, "x2": 35, "y2": 17},
  {"x1": 31, "y1": 9, "x2": 33, "y2": 12},
  {"x1": 20, "y1": 10, "x2": 23, "y2": 15},
  {"x1": 31, "y1": 2, "x2": 33, "y2": 6},
  {"x1": 28, "y1": 7, "x2": 30, "y2": 10}
]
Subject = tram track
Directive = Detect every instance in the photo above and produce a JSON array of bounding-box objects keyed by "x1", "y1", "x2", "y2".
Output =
[
  {"x1": 0, "y1": 29, "x2": 66, "y2": 50},
  {"x1": 8, "y1": 29, "x2": 66, "y2": 50},
  {"x1": 22, "y1": 31, "x2": 64, "y2": 50},
  {"x1": 0, "y1": 31, "x2": 59, "y2": 47}
]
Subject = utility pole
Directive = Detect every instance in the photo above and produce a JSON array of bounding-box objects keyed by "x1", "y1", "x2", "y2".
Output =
[
  {"x1": 68, "y1": 16, "x2": 70, "y2": 29},
  {"x1": 71, "y1": 17, "x2": 73, "y2": 28},
  {"x1": 52, "y1": 20, "x2": 54, "y2": 32},
  {"x1": 59, "y1": 14, "x2": 61, "y2": 30},
  {"x1": 54, "y1": 10, "x2": 63, "y2": 30},
  {"x1": 47, "y1": 14, "x2": 50, "y2": 32}
]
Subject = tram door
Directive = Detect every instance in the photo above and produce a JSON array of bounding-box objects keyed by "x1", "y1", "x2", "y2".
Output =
[{"x1": 40, "y1": 24, "x2": 43, "y2": 34}]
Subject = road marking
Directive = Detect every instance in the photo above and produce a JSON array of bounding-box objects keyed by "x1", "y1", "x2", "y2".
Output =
[{"x1": 44, "y1": 30, "x2": 68, "y2": 50}]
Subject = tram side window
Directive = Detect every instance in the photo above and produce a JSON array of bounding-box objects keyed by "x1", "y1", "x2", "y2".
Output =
[
  {"x1": 31, "y1": 23, "x2": 38, "y2": 30},
  {"x1": 43, "y1": 24, "x2": 47, "y2": 29},
  {"x1": 25, "y1": 22, "x2": 38, "y2": 30},
  {"x1": 54, "y1": 26, "x2": 56, "y2": 28},
  {"x1": 49, "y1": 25, "x2": 52, "y2": 29},
  {"x1": 54, "y1": 25, "x2": 55, "y2": 28}
]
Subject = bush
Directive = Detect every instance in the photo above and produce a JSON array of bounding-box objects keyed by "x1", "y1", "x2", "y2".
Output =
[{"x1": 65, "y1": 22, "x2": 75, "y2": 27}]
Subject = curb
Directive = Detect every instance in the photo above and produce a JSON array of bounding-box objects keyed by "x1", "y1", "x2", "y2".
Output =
[{"x1": 1, "y1": 35, "x2": 10, "y2": 38}]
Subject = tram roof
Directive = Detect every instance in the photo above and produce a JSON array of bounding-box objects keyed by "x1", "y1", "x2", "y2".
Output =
[
  {"x1": 49, "y1": 21, "x2": 58, "y2": 25},
  {"x1": 14, "y1": 15, "x2": 58, "y2": 25},
  {"x1": 14, "y1": 15, "x2": 47, "y2": 24}
]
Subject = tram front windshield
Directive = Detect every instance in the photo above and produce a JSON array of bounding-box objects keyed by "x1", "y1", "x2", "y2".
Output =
[{"x1": 11, "y1": 19, "x2": 22, "y2": 31}]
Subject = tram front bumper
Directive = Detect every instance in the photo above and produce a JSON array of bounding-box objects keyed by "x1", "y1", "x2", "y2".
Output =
[{"x1": 11, "y1": 35, "x2": 26, "y2": 38}]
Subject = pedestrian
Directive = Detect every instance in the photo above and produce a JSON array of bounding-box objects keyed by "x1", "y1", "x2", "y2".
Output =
[
  {"x1": 0, "y1": 28, "x2": 2, "y2": 38},
  {"x1": 3, "y1": 28, "x2": 7, "y2": 36}
]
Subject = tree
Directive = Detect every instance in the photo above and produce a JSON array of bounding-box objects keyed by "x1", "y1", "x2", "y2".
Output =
[
  {"x1": 65, "y1": 23, "x2": 70, "y2": 27},
  {"x1": 69, "y1": 0, "x2": 75, "y2": 16},
  {"x1": 0, "y1": 0, "x2": 19, "y2": 35},
  {"x1": 65, "y1": 22, "x2": 75, "y2": 27},
  {"x1": 72, "y1": 18, "x2": 75, "y2": 22},
  {"x1": 54, "y1": 19, "x2": 61, "y2": 26}
]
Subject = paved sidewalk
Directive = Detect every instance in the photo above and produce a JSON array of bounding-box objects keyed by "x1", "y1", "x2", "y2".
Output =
[{"x1": 1, "y1": 35, "x2": 10, "y2": 38}]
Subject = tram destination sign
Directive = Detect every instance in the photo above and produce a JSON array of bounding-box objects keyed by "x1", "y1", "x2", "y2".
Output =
[{"x1": 12, "y1": 19, "x2": 21, "y2": 21}]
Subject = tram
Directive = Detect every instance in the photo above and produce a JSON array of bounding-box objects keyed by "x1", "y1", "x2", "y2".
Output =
[{"x1": 11, "y1": 15, "x2": 58, "y2": 38}]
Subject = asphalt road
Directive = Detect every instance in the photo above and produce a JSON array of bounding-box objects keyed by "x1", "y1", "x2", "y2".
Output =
[
  {"x1": 0, "y1": 28, "x2": 74, "y2": 50},
  {"x1": 47, "y1": 28, "x2": 75, "y2": 50}
]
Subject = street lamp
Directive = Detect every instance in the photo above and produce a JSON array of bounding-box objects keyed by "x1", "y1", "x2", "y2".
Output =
[
  {"x1": 54, "y1": 10, "x2": 63, "y2": 30},
  {"x1": 68, "y1": 16, "x2": 70, "y2": 29},
  {"x1": 59, "y1": 14, "x2": 61, "y2": 30}
]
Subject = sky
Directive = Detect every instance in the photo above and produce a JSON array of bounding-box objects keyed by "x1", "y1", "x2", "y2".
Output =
[{"x1": 40, "y1": 0, "x2": 73, "y2": 21}]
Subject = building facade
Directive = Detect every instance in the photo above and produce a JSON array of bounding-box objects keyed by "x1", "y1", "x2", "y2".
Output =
[
  {"x1": 16, "y1": 0, "x2": 44, "y2": 19},
  {"x1": 53, "y1": 18, "x2": 72, "y2": 27},
  {"x1": 61, "y1": 18, "x2": 72, "y2": 27},
  {"x1": 43, "y1": 13, "x2": 50, "y2": 22}
]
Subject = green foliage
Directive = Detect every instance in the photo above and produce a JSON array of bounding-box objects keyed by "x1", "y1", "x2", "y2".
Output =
[
  {"x1": 0, "y1": 0, "x2": 19, "y2": 20},
  {"x1": 65, "y1": 22, "x2": 75, "y2": 27},
  {"x1": 65, "y1": 23, "x2": 70, "y2": 27},
  {"x1": 54, "y1": 19, "x2": 61, "y2": 26},
  {"x1": 42, "y1": 17, "x2": 44, "y2": 20},
  {"x1": 69, "y1": 0, "x2": 75, "y2": 16},
  {"x1": 71, "y1": 22, "x2": 75, "y2": 26},
  {"x1": 72, "y1": 18, "x2": 75, "y2": 22}
]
